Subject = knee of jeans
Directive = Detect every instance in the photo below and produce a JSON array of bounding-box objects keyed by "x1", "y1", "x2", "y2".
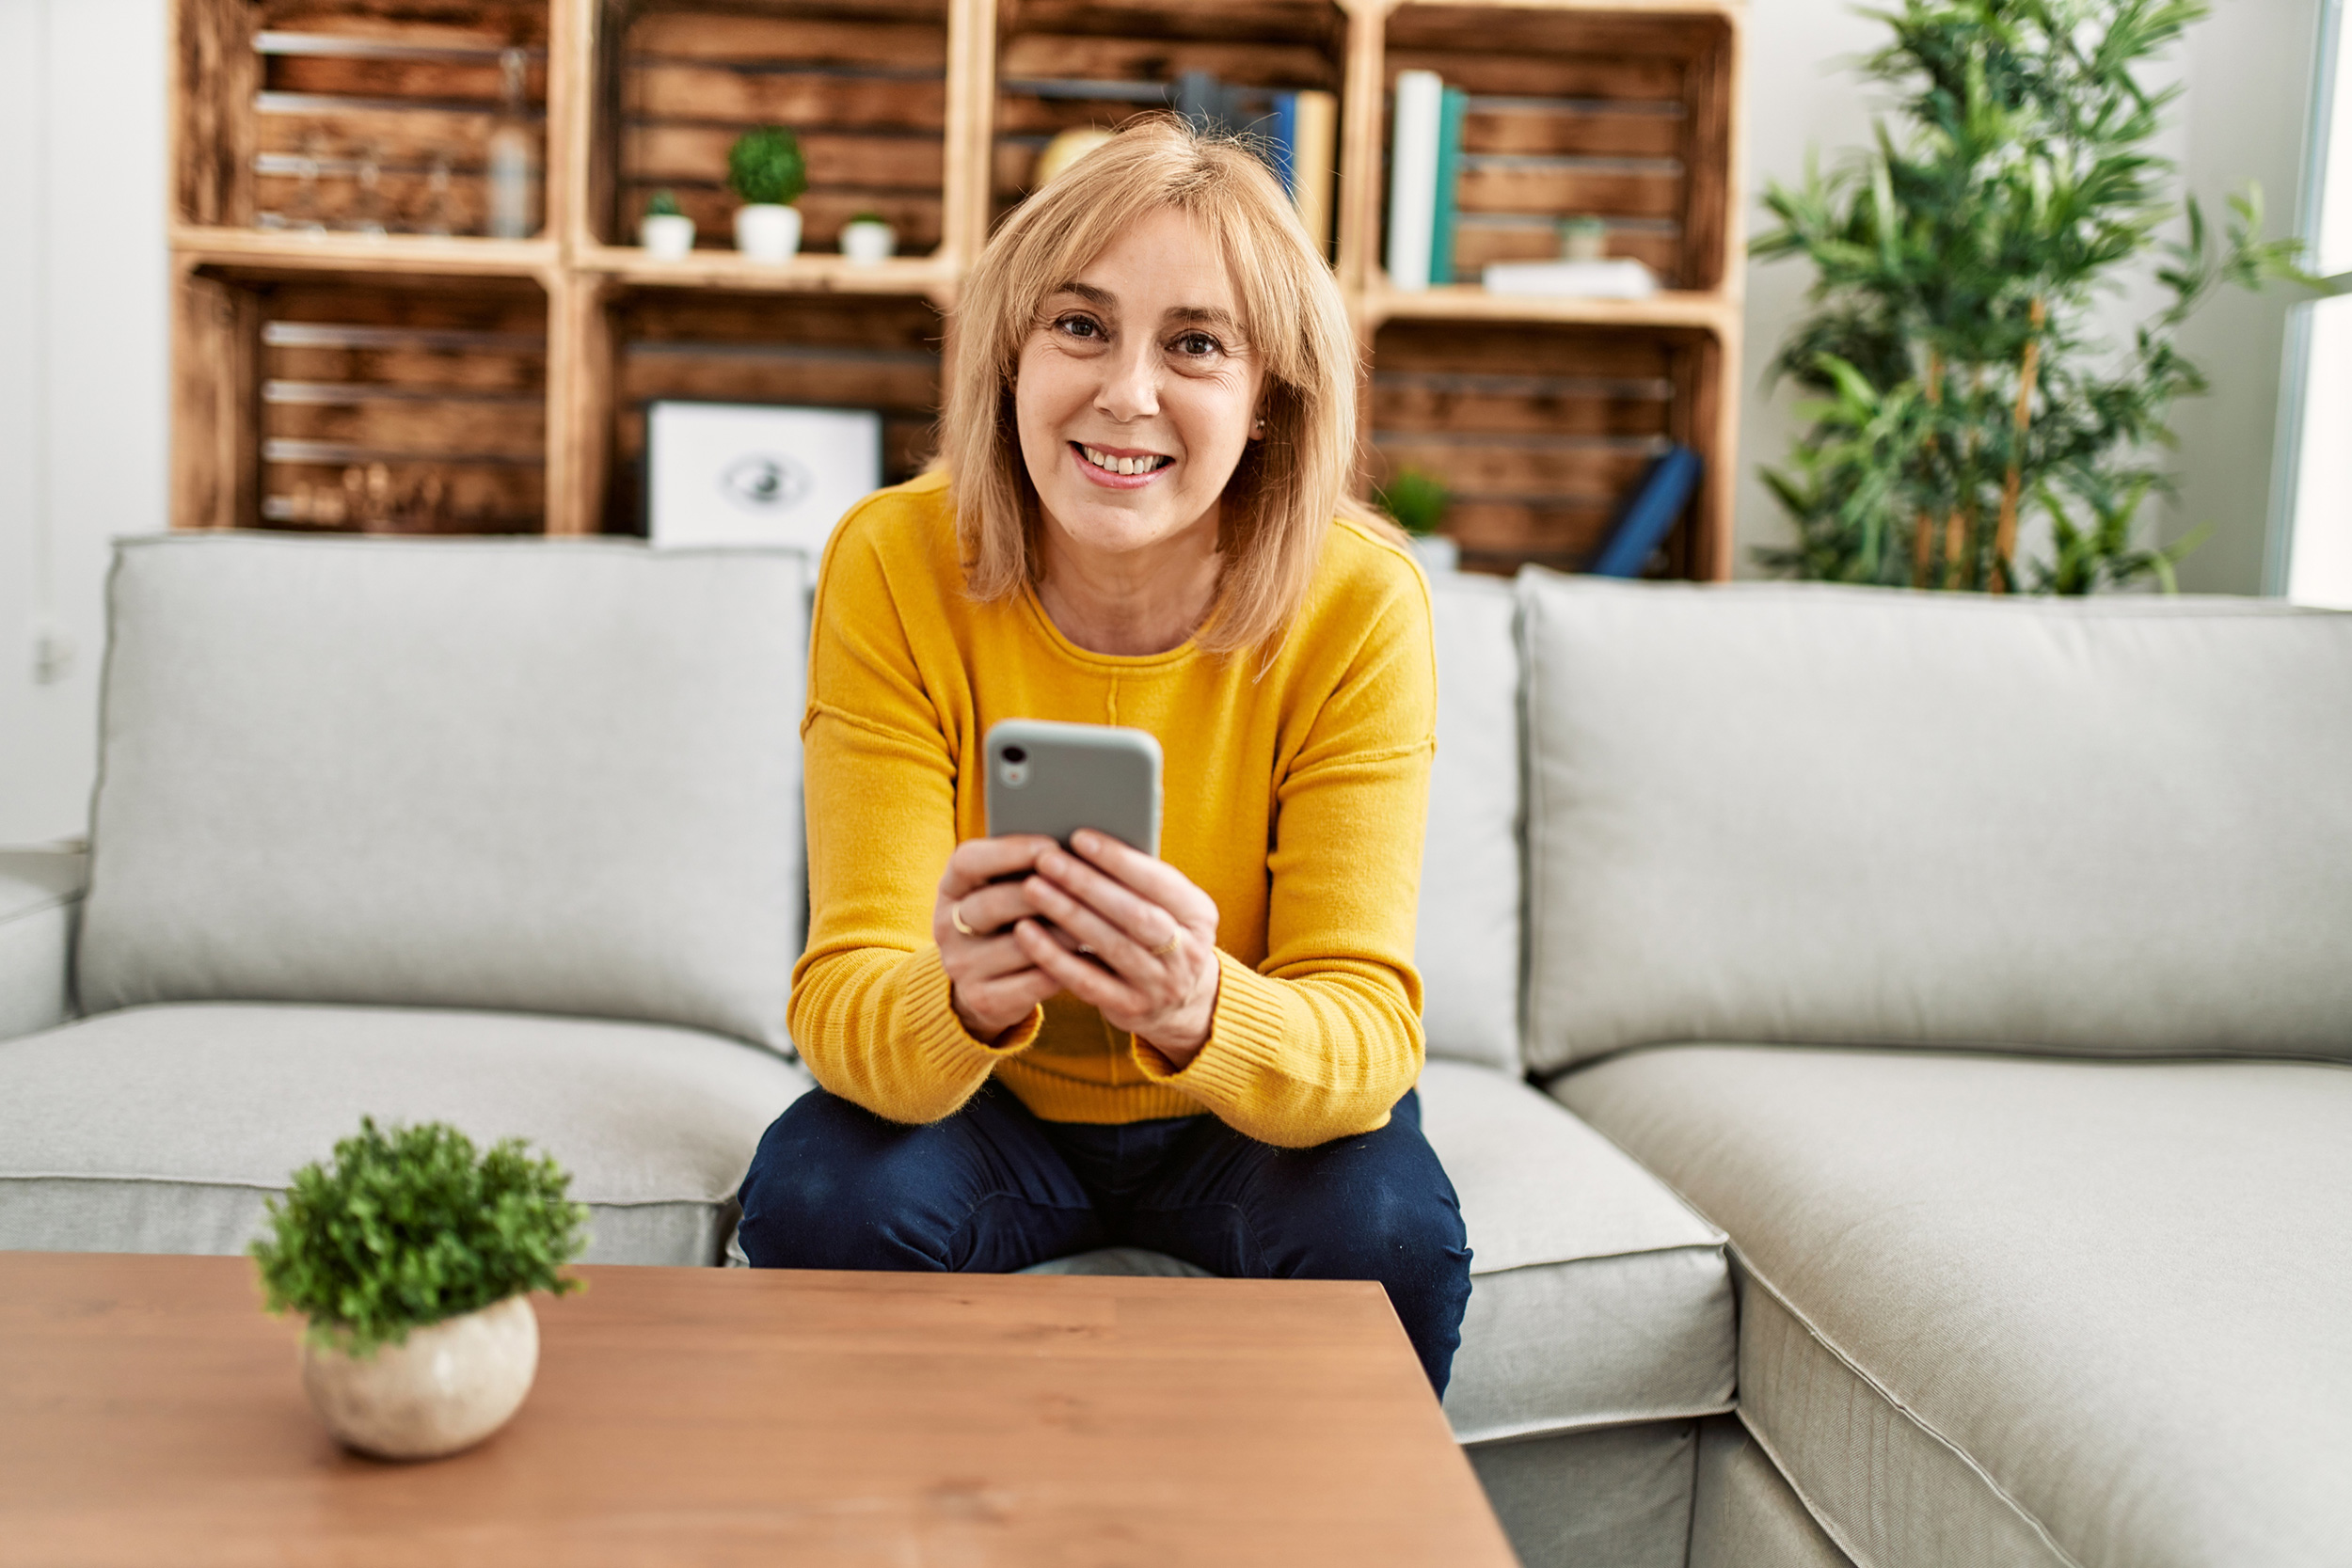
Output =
[
  {"x1": 737, "y1": 1097, "x2": 959, "y2": 1266},
  {"x1": 1274, "y1": 1173, "x2": 1470, "y2": 1285}
]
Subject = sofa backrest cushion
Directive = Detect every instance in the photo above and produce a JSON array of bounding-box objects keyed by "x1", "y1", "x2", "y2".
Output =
[
  {"x1": 1416, "y1": 571, "x2": 1524, "y2": 1072},
  {"x1": 78, "y1": 534, "x2": 807, "y2": 1053},
  {"x1": 1518, "y1": 574, "x2": 2352, "y2": 1074}
]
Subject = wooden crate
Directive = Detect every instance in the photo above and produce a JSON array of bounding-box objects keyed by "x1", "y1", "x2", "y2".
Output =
[
  {"x1": 1370, "y1": 314, "x2": 1722, "y2": 576},
  {"x1": 990, "y1": 0, "x2": 1351, "y2": 239},
  {"x1": 594, "y1": 0, "x2": 957, "y2": 256},
  {"x1": 1375, "y1": 2, "x2": 1738, "y2": 290},
  {"x1": 175, "y1": 267, "x2": 548, "y2": 533},
  {"x1": 595, "y1": 288, "x2": 945, "y2": 532},
  {"x1": 176, "y1": 0, "x2": 550, "y2": 238},
  {"x1": 167, "y1": 0, "x2": 1744, "y2": 572}
]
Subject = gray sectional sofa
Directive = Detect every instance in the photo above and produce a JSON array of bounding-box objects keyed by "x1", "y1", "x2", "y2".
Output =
[{"x1": 3, "y1": 531, "x2": 2346, "y2": 1568}]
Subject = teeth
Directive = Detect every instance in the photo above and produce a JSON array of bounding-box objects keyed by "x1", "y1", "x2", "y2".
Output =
[{"x1": 1082, "y1": 446, "x2": 1163, "y2": 476}]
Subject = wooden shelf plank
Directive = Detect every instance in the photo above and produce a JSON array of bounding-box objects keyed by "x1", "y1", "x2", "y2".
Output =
[
  {"x1": 1362, "y1": 280, "x2": 1737, "y2": 332},
  {"x1": 170, "y1": 225, "x2": 558, "y2": 278},
  {"x1": 572, "y1": 245, "x2": 958, "y2": 297},
  {"x1": 1389, "y1": 0, "x2": 1745, "y2": 15}
]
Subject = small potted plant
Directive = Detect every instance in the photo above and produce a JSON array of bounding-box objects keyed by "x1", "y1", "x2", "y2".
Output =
[
  {"x1": 1375, "y1": 467, "x2": 1458, "y2": 572},
  {"x1": 640, "y1": 188, "x2": 695, "y2": 259},
  {"x1": 727, "y1": 126, "x2": 806, "y2": 262},
  {"x1": 840, "y1": 209, "x2": 896, "y2": 265},
  {"x1": 251, "y1": 1117, "x2": 588, "y2": 1461}
]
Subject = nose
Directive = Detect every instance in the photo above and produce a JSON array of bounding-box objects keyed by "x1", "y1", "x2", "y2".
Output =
[{"x1": 1094, "y1": 335, "x2": 1160, "y2": 424}]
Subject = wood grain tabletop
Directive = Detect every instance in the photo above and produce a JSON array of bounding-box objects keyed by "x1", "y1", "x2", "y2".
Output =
[{"x1": 0, "y1": 1250, "x2": 1515, "y2": 1567}]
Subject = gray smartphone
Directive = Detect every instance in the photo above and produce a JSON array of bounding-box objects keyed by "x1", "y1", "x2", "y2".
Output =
[{"x1": 982, "y1": 719, "x2": 1162, "y2": 856}]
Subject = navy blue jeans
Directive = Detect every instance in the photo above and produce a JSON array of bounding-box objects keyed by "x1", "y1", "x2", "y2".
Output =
[{"x1": 737, "y1": 1083, "x2": 1474, "y2": 1395}]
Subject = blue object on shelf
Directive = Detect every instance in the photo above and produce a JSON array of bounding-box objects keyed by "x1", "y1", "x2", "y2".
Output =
[{"x1": 1588, "y1": 445, "x2": 1702, "y2": 578}]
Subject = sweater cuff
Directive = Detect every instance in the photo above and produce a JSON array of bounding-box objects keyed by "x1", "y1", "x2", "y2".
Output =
[
  {"x1": 1130, "y1": 949, "x2": 1294, "y2": 1105},
  {"x1": 904, "y1": 944, "x2": 1042, "y2": 1076}
]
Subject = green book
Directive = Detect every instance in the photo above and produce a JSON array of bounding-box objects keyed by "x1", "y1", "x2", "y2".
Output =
[{"x1": 1428, "y1": 86, "x2": 1468, "y2": 287}]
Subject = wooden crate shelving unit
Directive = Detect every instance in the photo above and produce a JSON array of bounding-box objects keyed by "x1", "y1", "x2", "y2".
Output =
[{"x1": 171, "y1": 0, "x2": 1741, "y2": 576}]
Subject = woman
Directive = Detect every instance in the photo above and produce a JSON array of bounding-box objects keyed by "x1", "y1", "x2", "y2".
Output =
[{"x1": 736, "y1": 117, "x2": 1472, "y2": 1393}]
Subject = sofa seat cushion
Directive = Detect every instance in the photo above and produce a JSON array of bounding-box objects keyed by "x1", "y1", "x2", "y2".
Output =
[
  {"x1": 0, "y1": 1003, "x2": 811, "y2": 1266},
  {"x1": 1423, "y1": 1060, "x2": 1733, "y2": 1443},
  {"x1": 1554, "y1": 1045, "x2": 2352, "y2": 1568}
]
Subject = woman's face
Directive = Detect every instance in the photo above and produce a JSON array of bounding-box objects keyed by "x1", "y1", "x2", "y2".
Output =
[{"x1": 1014, "y1": 206, "x2": 1267, "y2": 562}]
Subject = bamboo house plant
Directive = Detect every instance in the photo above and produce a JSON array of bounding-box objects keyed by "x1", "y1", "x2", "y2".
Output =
[
  {"x1": 1754, "y1": 0, "x2": 2308, "y2": 594},
  {"x1": 252, "y1": 1117, "x2": 587, "y2": 1460}
]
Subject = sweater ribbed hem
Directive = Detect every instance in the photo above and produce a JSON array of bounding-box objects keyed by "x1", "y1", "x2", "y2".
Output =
[
  {"x1": 904, "y1": 945, "x2": 1041, "y2": 1082},
  {"x1": 992, "y1": 1064, "x2": 1202, "y2": 1125},
  {"x1": 1127, "y1": 952, "x2": 1295, "y2": 1113}
]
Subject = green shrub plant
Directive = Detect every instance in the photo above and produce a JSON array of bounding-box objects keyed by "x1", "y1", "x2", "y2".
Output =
[
  {"x1": 252, "y1": 1118, "x2": 588, "y2": 1356},
  {"x1": 728, "y1": 127, "x2": 807, "y2": 207},
  {"x1": 1375, "y1": 467, "x2": 1452, "y2": 537},
  {"x1": 1755, "y1": 0, "x2": 2308, "y2": 593}
]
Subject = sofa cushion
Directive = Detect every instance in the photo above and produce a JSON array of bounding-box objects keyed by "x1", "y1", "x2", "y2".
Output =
[
  {"x1": 77, "y1": 534, "x2": 808, "y2": 1052},
  {"x1": 1416, "y1": 573, "x2": 1524, "y2": 1072},
  {"x1": 0, "y1": 1002, "x2": 811, "y2": 1265},
  {"x1": 1422, "y1": 1060, "x2": 1733, "y2": 1443},
  {"x1": 1555, "y1": 1045, "x2": 2352, "y2": 1568},
  {"x1": 1517, "y1": 576, "x2": 2352, "y2": 1072},
  {"x1": 0, "y1": 847, "x2": 85, "y2": 1042}
]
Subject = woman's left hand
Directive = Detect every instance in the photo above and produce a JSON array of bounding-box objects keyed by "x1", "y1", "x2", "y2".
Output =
[{"x1": 1013, "y1": 828, "x2": 1223, "y2": 1067}]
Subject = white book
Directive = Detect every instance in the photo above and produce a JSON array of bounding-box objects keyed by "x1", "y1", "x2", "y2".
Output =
[
  {"x1": 1480, "y1": 259, "x2": 1660, "y2": 299},
  {"x1": 1386, "y1": 70, "x2": 1444, "y2": 292}
]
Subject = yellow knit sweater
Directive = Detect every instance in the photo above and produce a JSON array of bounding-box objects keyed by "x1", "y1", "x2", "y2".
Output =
[{"x1": 789, "y1": 471, "x2": 1436, "y2": 1148}]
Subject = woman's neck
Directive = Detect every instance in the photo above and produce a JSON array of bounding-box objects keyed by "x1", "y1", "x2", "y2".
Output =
[{"x1": 1035, "y1": 510, "x2": 1223, "y2": 657}]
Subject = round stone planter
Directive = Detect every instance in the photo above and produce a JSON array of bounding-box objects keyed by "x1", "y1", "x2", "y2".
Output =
[
  {"x1": 301, "y1": 1294, "x2": 538, "y2": 1461},
  {"x1": 733, "y1": 203, "x2": 802, "y2": 262}
]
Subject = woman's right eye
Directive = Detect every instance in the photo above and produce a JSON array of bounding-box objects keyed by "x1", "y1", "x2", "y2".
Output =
[{"x1": 1056, "y1": 314, "x2": 1104, "y2": 340}]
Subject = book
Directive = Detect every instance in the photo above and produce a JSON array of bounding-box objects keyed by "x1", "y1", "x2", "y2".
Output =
[
  {"x1": 1428, "y1": 86, "x2": 1468, "y2": 287},
  {"x1": 1270, "y1": 90, "x2": 1299, "y2": 198},
  {"x1": 1175, "y1": 70, "x2": 1228, "y2": 135},
  {"x1": 1291, "y1": 90, "x2": 1338, "y2": 258},
  {"x1": 1386, "y1": 70, "x2": 1444, "y2": 291},
  {"x1": 1588, "y1": 446, "x2": 1702, "y2": 578}
]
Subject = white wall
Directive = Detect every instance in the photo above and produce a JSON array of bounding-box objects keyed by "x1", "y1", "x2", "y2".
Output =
[
  {"x1": 1733, "y1": 0, "x2": 2326, "y2": 589},
  {"x1": 0, "y1": 0, "x2": 170, "y2": 845}
]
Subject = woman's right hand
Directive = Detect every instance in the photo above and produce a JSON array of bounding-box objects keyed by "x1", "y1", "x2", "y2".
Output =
[{"x1": 934, "y1": 835, "x2": 1065, "y2": 1041}]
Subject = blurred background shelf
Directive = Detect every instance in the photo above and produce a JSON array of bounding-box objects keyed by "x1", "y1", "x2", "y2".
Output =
[
  {"x1": 170, "y1": 0, "x2": 1743, "y2": 577},
  {"x1": 571, "y1": 245, "x2": 958, "y2": 296}
]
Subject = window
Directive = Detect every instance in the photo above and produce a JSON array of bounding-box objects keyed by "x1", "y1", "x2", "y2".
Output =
[{"x1": 2281, "y1": 0, "x2": 2352, "y2": 605}]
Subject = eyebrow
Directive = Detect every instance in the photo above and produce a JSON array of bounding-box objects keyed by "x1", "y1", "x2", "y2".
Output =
[{"x1": 1048, "y1": 281, "x2": 1242, "y2": 334}]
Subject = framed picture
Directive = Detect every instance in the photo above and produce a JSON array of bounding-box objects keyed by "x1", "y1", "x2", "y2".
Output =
[{"x1": 646, "y1": 401, "x2": 883, "y2": 551}]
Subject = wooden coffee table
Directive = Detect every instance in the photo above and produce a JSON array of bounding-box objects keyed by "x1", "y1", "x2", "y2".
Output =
[{"x1": 0, "y1": 1251, "x2": 1515, "y2": 1565}]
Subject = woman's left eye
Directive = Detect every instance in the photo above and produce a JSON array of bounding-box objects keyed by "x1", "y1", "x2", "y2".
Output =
[{"x1": 1172, "y1": 331, "x2": 1221, "y2": 358}]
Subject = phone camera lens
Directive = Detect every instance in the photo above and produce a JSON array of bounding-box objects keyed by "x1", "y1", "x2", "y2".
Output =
[{"x1": 1002, "y1": 746, "x2": 1027, "y2": 765}]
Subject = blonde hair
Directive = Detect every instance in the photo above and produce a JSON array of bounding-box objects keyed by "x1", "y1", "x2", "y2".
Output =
[{"x1": 941, "y1": 115, "x2": 1395, "y2": 656}]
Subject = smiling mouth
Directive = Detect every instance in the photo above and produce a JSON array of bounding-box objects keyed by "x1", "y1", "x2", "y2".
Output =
[{"x1": 1073, "y1": 443, "x2": 1174, "y2": 477}]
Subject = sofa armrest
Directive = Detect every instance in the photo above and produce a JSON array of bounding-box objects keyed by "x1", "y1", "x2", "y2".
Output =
[{"x1": 0, "y1": 845, "x2": 87, "y2": 1042}]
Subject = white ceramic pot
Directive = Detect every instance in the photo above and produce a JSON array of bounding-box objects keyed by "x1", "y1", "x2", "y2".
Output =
[
  {"x1": 840, "y1": 218, "x2": 896, "y2": 264},
  {"x1": 733, "y1": 203, "x2": 801, "y2": 262},
  {"x1": 301, "y1": 1294, "x2": 538, "y2": 1461},
  {"x1": 640, "y1": 212, "x2": 696, "y2": 260}
]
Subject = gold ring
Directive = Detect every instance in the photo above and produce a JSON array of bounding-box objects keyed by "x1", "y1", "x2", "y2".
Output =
[
  {"x1": 1148, "y1": 929, "x2": 1183, "y2": 958},
  {"x1": 950, "y1": 901, "x2": 977, "y2": 938}
]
